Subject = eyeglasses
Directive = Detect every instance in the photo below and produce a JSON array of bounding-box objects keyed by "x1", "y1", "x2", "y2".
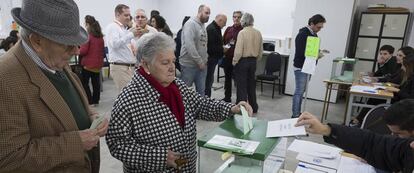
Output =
[{"x1": 135, "y1": 15, "x2": 146, "y2": 19}]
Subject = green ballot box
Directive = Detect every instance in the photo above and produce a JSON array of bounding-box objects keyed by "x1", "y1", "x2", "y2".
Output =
[{"x1": 197, "y1": 116, "x2": 285, "y2": 173}]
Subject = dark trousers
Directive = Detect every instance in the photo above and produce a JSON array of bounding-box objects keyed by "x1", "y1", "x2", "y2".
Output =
[
  {"x1": 205, "y1": 57, "x2": 220, "y2": 97},
  {"x1": 81, "y1": 68, "x2": 101, "y2": 104},
  {"x1": 235, "y1": 57, "x2": 258, "y2": 112},
  {"x1": 223, "y1": 57, "x2": 233, "y2": 101}
]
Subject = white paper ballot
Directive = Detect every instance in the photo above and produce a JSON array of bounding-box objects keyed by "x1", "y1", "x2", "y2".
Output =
[
  {"x1": 296, "y1": 153, "x2": 341, "y2": 169},
  {"x1": 301, "y1": 57, "x2": 317, "y2": 75},
  {"x1": 204, "y1": 135, "x2": 260, "y2": 155},
  {"x1": 241, "y1": 105, "x2": 253, "y2": 135},
  {"x1": 288, "y1": 139, "x2": 342, "y2": 159},
  {"x1": 337, "y1": 156, "x2": 376, "y2": 173},
  {"x1": 295, "y1": 162, "x2": 336, "y2": 173},
  {"x1": 266, "y1": 118, "x2": 306, "y2": 137},
  {"x1": 90, "y1": 116, "x2": 105, "y2": 129}
]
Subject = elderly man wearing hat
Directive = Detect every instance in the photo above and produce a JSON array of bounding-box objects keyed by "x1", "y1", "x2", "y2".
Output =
[{"x1": 0, "y1": 0, "x2": 108, "y2": 173}]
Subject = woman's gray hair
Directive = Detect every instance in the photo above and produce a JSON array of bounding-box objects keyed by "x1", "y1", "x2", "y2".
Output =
[
  {"x1": 241, "y1": 13, "x2": 254, "y2": 27},
  {"x1": 136, "y1": 32, "x2": 176, "y2": 64}
]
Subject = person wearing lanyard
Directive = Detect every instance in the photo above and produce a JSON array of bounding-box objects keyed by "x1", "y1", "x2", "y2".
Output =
[{"x1": 105, "y1": 4, "x2": 140, "y2": 92}]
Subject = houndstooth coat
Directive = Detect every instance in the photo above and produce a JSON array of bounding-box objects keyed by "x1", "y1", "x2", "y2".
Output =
[{"x1": 106, "y1": 71, "x2": 234, "y2": 173}]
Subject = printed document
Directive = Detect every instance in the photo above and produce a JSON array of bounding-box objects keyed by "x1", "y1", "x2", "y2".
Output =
[
  {"x1": 266, "y1": 118, "x2": 307, "y2": 137},
  {"x1": 204, "y1": 135, "x2": 260, "y2": 155}
]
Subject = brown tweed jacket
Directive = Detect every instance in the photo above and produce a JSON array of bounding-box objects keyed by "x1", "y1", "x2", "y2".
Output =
[{"x1": 0, "y1": 42, "x2": 100, "y2": 173}]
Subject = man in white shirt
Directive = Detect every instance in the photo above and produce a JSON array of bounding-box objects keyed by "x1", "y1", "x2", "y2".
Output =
[
  {"x1": 132, "y1": 9, "x2": 157, "y2": 63},
  {"x1": 105, "y1": 4, "x2": 139, "y2": 92}
]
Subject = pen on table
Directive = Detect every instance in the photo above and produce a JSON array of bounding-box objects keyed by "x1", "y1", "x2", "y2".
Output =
[
  {"x1": 298, "y1": 164, "x2": 329, "y2": 173},
  {"x1": 362, "y1": 90, "x2": 376, "y2": 93}
]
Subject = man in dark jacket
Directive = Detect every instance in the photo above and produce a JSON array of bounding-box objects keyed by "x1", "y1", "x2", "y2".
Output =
[
  {"x1": 374, "y1": 45, "x2": 400, "y2": 80},
  {"x1": 174, "y1": 16, "x2": 191, "y2": 72},
  {"x1": 296, "y1": 111, "x2": 414, "y2": 173},
  {"x1": 205, "y1": 14, "x2": 227, "y2": 97},
  {"x1": 292, "y1": 14, "x2": 326, "y2": 118}
]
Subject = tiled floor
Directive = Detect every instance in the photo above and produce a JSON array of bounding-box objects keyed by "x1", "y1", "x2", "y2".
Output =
[{"x1": 95, "y1": 73, "x2": 346, "y2": 173}]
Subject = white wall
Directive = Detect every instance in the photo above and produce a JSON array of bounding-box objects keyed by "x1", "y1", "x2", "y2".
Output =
[
  {"x1": 0, "y1": 0, "x2": 159, "y2": 38},
  {"x1": 75, "y1": 0, "x2": 159, "y2": 29},
  {"x1": 157, "y1": 0, "x2": 296, "y2": 40},
  {"x1": 285, "y1": 0, "x2": 356, "y2": 103},
  {"x1": 356, "y1": 0, "x2": 414, "y2": 46},
  {"x1": 0, "y1": 0, "x2": 21, "y2": 38}
]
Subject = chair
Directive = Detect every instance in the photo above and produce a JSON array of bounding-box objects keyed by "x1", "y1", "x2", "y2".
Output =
[
  {"x1": 360, "y1": 104, "x2": 392, "y2": 135},
  {"x1": 256, "y1": 52, "x2": 282, "y2": 98}
]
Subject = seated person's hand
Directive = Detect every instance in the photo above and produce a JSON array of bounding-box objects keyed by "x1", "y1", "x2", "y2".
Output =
[
  {"x1": 386, "y1": 86, "x2": 400, "y2": 93},
  {"x1": 370, "y1": 77, "x2": 379, "y2": 82},
  {"x1": 230, "y1": 101, "x2": 253, "y2": 116},
  {"x1": 78, "y1": 129, "x2": 99, "y2": 151},
  {"x1": 295, "y1": 112, "x2": 331, "y2": 136}
]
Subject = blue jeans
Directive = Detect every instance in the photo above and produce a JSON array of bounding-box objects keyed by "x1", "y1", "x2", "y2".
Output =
[
  {"x1": 180, "y1": 65, "x2": 207, "y2": 96},
  {"x1": 292, "y1": 70, "x2": 308, "y2": 117}
]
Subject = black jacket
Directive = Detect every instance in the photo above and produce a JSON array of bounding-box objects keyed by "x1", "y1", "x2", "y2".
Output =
[
  {"x1": 174, "y1": 29, "x2": 183, "y2": 71},
  {"x1": 374, "y1": 56, "x2": 400, "y2": 79},
  {"x1": 206, "y1": 21, "x2": 223, "y2": 59},
  {"x1": 393, "y1": 74, "x2": 414, "y2": 102},
  {"x1": 378, "y1": 67, "x2": 402, "y2": 84},
  {"x1": 324, "y1": 124, "x2": 414, "y2": 173},
  {"x1": 294, "y1": 27, "x2": 317, "y2": 68}
]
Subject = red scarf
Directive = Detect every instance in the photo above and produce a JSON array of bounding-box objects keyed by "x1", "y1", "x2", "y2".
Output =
[{"x1": 138, "y1": 68, "x2": 185, "y2": 127}]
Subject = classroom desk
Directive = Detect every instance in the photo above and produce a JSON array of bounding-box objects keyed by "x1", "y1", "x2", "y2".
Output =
[
  {"x1": 345, "y1": 82, "x2": 393, "y2": 125},
  {"x1": 321, "y1": 80, "x2": 352, "y2": 124}
]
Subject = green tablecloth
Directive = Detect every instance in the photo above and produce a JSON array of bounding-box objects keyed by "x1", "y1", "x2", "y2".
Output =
[{"x1": 197, "y1": 116, "x2": 280, "y2": 161}]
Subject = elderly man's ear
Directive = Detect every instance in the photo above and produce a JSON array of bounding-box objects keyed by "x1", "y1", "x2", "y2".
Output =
[{"x1": 29, "y1": 33, "x2": 45, "y2": 52}]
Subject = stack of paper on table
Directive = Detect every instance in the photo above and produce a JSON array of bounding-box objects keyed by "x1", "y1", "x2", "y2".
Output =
[
  {"x1": 288, "y1": 140, "x2": 343, "y2": 169},
  {"x1": 266, "y1": 118, "x2": 307, "y2": 137},
  {"x1": 337, "y1": 156, "x2": 376, "y2": 173},
  {"x1": 204, "y1": 135, "x2": 260, "y2": 155},
  {"x1": 295, "y1": 162, "x2": 336, "y2": 173},
  {"x1": 350, "y1": 85, "x2": 384, "y2": 94}
]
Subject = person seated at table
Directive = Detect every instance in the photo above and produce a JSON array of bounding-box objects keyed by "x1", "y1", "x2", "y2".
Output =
[
  {"x1": 372, "y1": 45, "x2": 400, "y2": 80},
  {"x1": 384, "y1": 99, "x2": 414, "y2": 138},
  {"x1": 295, "y1": 112, "x2": 414, "y2": 173},
  {"x1": 371, "y1": 46, "x2": 414, "y2": 84},
  {"x1": 351, "y1": 52, "x2": 414, "y2": 126},
  {"x1": 105, "y1": 32, "x2": 253, "y2": 172}
]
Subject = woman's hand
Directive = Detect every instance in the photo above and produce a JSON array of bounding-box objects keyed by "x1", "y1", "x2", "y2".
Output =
[
  {"x1": 166, "y1": 150, "x2": 181, "y2": 168},
  {"x1": 230, "y1": 101, "x2": 253, "y2": 116},
  {"x1": 295, "y1": 112, "x2": 331, "y2": 136},
  {"x1": 386, "y1": 86, "x2": 400, "y2": 93}
]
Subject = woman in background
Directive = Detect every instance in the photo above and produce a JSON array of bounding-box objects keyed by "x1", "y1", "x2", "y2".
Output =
[
  {"x1": 80, "y1": 15, "x2": 104, "y2": 106},
  {"x1": 150, "y1": 15, "x2": 173, "y2": 37}
]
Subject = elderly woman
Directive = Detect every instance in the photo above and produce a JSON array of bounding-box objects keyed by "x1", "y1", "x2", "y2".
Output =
[
  {"x1": 106, "y1": 32, "x2": 252, "y2": 173},
  {"x1": 232, "y1": 13, "x2": 263, "y2": 113}
]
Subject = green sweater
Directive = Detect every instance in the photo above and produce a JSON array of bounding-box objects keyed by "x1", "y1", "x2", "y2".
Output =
[{"x1": 43, "y1": 70, "x2": 91, "y2": 130}]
